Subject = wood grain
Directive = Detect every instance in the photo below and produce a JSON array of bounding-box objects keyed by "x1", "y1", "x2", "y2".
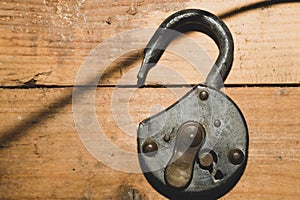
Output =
[
  {"x1": 0, "y1": 87, "x2": 299, "y2": 199},
  {"x1": 0, "y1": 0, "x2": 299, "y2": 199},
  {"x1": 0, "y1": 0, "x2": 299, "y2": 86}
]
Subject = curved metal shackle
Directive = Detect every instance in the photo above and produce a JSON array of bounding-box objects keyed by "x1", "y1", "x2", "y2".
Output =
[{"x1": 137, "y1": 9, "x2": 234, "y2": 89}]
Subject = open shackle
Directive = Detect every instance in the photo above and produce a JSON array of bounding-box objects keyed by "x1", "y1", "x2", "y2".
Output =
[{"x1": 137, "y1": 9, "x2": 234, "y2": 89}]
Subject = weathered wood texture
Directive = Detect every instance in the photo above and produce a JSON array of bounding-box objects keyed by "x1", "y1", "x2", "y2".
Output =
[
  {"x1": 0, "y1": 0, "x2": 299, "y2": 199},
  {"x1": 0, "y1": 0, "x2": 299, "y2": 86},
  {"x1": 0, "y1": 87, "x2": 299, "y2": 199}
]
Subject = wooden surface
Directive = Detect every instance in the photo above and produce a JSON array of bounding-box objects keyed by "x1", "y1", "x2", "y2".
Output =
[
  {"x1": 0, "y1": 0, "x2": 299, "y2": 86},
  {"x1": 0, "y1": 87, "x2": 299, "y2": 199},
  {"x1": 0, "y1": 0, "x2": 299, "y2": 199}
]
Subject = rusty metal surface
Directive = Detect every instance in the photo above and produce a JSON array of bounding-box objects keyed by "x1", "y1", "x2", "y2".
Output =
[
  {"x1": 137, "y1": 9, "x2": 234, "y2": 89},
  {"x1": 137, "y1": 9, "x2": 248, "y2": 199},
  {"x1": 138, "y1": 85, "x2": 248, "y2": 199}
]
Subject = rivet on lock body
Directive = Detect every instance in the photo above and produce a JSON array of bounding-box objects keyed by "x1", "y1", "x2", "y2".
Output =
[{"x1": 137, "y1": 9, "x2": 248, "y2": 199}]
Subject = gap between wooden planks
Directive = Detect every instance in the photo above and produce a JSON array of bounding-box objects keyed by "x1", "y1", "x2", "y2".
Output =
[{"x1": 0, "y1": 87, "x2": 299, "y2": 199}]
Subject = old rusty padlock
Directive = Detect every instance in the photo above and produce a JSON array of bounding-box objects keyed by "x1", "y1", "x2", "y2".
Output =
[{"x1": 137, "y1": 9, "x2": 248, "y2": 199}]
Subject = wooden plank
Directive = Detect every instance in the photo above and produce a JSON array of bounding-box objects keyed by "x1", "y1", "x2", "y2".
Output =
[
  {"x1": 0, "y1": 0, "x2": 299, "y2": 86},
  {"x1": 0, "y1": 87, "x2": 299, "y2": 199}
]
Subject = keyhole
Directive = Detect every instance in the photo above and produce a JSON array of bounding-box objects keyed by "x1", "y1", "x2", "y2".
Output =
[{"x1": 164, "y1": 121, "x2": 205, "y2": 189}]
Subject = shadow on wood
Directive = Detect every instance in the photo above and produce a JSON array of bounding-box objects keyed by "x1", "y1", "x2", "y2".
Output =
[{"x1": 0, "y1": 0, "x2": 298, "y2": 162}]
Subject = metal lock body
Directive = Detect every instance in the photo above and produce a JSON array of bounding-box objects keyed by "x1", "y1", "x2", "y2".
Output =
[
  {"x1": 138, "y1": 85, "x2": 248, "y2": 199},
  {"x1": 137, "y1": 9, "x2": 248, "y2": 199}
]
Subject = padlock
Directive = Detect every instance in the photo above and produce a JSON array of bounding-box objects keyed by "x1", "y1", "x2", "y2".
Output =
[{"x1": 137, "y1": 9, "x2": 248, "y2": 199}]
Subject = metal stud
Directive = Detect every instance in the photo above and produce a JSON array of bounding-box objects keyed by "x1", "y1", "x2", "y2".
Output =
[
  {"x1": 214, "y1": 119, "x2": 221, "y2": 127},
  {"x1": 199, "y1": 90, "x2": 209, "y2": 101},
  {"x1": 142, "y1": 140, "x2": 158, "y2": 157},
  {"x1": 228, "y1": 149, "x2": 244, "y2": 165}
]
